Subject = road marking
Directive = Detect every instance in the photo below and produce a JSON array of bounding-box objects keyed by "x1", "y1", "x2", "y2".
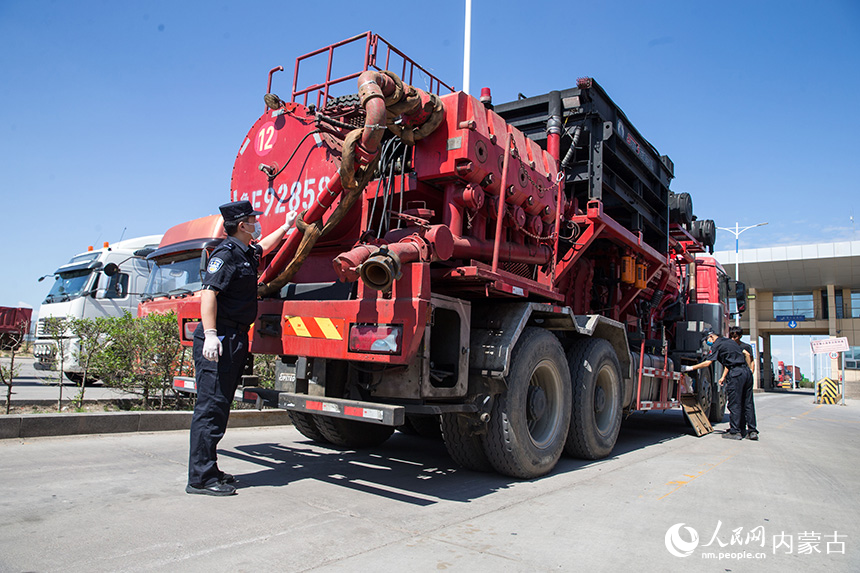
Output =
[{"x1": 658, "y1": 454, "x2": 737, "y2": 500}]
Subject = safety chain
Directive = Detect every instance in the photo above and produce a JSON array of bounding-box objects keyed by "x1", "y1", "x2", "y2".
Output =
[{"x1": 509, "y1": 139, "x2": 561, "y2": 198}]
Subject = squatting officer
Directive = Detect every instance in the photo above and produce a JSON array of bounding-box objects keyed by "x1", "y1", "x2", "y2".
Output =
[
  {"x1": 684, "y1": 329, "x2": 758, "y2": 441},
  {"x1": 186, "y1": 200, "x2": 296, "y2": 496}
]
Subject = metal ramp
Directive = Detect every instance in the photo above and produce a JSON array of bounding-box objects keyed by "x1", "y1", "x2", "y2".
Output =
[{"x1": 680, "y1": 394, "x2": 713, "y2": 436}]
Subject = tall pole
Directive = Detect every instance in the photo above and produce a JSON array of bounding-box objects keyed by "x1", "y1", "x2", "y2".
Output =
[
  {"x1": 717, "y1": 221, "x2": 768, "y2": 326},
  {"x1": 791, "y1": 334, "x2": 796, "y2": 390},
  {"x1": 463, "y1": 0, "x2": 472, "y2": 95}
]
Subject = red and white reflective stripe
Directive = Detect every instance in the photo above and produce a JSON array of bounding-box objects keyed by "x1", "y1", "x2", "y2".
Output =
[
  {"x1": 641, "y1": 367, "x2": 683, "y2": 380},
  {"x1": 344, "y1": 405, "x2": 384, "y2": 421},
  {"x1": 174, "y1": 377, "x2": 196, "y2": 390},
  {"x1": 304, "y1": 399, "x2": 384, "y2": 421},
  {"x1": 639, "y1": 400, "x2": 681, "y2": 410}
]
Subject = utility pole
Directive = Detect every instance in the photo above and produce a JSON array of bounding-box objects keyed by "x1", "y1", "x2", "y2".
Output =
[{"x1": 717, "y1": 221, "x2": 768, "y2": 326}]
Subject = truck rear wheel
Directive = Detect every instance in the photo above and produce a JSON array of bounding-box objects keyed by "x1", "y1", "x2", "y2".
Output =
[
  {"x1": 482, "y1": 328, "x2": 572, "y2": 479},
  {"x1": 404, "y1": 414, "x2": 443, "y2": 439},
  {"x1": 441, "y1": 413, "x2": 493, "y2": 472},
  {"x1": 314, "y1": 416, "x2": 394, "y2": 448},
  {"x1": 287, "y1": 411, "x2": 329, "y2": 443},
  {"x1": 695, "y1": 369, "x2": 713, "y2": 418},
  {"x1": 565, "y1": 339, "x2": 623, "y2": 460},
  {"x1": 707, "y1": 370, "x2": 726, "y2": 423}
]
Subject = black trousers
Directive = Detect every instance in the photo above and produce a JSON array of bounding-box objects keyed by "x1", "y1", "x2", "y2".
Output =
[
  {"x1": 188, "y1": 323, "x2": 248, "y2": 487},
  {"x1": 725, "y1": 366, "x2": 757, "y2": 435}
]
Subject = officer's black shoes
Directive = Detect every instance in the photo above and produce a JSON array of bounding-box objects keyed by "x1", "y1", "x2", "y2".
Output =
[
  {"x1": 219, "y1": 473, "x2": 236, "y2": 484},
  {"x1": 721, "y1": 432, "x2": 743, "y2": 440},
  {"x1": 186, "y1": 482, "x2": 237, "y2": 496},
  {"x1": 747, "y1": 431, "x2": 759, "y2": 441}
]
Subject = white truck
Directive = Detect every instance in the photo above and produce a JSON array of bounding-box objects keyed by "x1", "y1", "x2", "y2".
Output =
[{"x1": 33, "y1": 235, "x2": 162, "y2": 382}]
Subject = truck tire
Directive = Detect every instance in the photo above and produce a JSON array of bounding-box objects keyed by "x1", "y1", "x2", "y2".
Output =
[
  {"x1": 695, "y1": 369, "x2": 713, "y2": 418},
  {"x1": 314, "y1": 415, "x2": 394, "y2": 448},
  {"x1": 405, "y1": 414, "x2": 443, "y2": 439},
  {"x1": 441, "y1": 413, "x2": 493, "y2": 472},
  {"x1": 482, "y1": 328, "x2": 572, "y2": 478},
  {"x1": 311, "y1": 360, "x2": 394, "y2": 448},
  {"x1": 707, "y1": 370, "x2": 726, "y2": 423},
  {"x1": 287, "y1": 411, "x2": 329, "y2": 443},
  {"x1": 565, "y1": 338, "x2": 623, "y2": 460}
]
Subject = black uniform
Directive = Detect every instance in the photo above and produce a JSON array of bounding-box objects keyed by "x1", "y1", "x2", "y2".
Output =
[
  {"x1": 735, "y1": 339, "x2": 757, "y2": 435},
  {"x1": 188, "y1": 236, "x2": 262, "y2": 488},
  {"x1": 706, "y1": 337, "x2": 757, "y2": 436}
]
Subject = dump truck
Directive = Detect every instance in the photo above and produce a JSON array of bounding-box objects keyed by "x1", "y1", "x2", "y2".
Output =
[{"x1": 147, "y1": 32, "x2": 744, "y2": 478}]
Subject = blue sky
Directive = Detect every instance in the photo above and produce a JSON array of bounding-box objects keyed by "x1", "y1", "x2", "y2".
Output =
[{"x1": 2, "y1": 1, "x2": 858, "y2": 369}]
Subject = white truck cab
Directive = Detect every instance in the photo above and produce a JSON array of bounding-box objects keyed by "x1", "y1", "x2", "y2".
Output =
[{"x1": 33, "y1": 235, "x2": 163, "y2": 382}]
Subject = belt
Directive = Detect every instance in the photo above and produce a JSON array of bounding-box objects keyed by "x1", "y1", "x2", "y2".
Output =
[{"x1": 217, "y1": 317, "x2": 250, "y2": 331}]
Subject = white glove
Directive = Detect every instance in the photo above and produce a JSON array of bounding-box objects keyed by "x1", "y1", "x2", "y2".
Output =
[
  {"x1": 283, "y1": 211, "x2": 298, "y2": 232},
  {"x1": 681, "y1": 365, "x2": 693, "y2": 372},
  {"x1": 203, "y1": 329, "x2": 222, "y2": 362}
]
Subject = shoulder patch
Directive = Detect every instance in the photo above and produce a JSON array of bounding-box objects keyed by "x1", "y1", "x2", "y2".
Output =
[{"x1": 207, "y1": 257, "x2": 224, "y2": 274}]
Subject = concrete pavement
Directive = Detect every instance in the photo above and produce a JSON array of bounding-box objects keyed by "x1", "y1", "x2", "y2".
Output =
[{"x1": 1, "y1": 391, "x2": 858, "y2": 572}]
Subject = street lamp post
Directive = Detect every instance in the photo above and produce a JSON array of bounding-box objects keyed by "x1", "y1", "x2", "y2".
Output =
[{"x1": 717, "y1": 221, "x2": 768, "y2": 326}]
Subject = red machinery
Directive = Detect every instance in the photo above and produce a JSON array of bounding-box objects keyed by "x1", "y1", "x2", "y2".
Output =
[{"x1": 149, "y1": 32, "x2": 742, "y2": 478}]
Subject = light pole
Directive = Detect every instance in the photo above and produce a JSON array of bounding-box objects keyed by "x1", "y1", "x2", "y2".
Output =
[{"x1": 717, "y1": 221, "x2": 768, "y2": 326}]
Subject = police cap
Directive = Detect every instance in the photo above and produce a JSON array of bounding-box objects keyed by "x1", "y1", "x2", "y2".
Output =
[{"x1": 219, "y1": 200, "x2": 263, "y2": 223}]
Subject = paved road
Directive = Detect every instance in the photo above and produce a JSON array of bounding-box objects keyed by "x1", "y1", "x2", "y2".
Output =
[
  {"x1": 1, "y1": 392, "x2": 858, "y2": 572},
  {"x1": 2, "y1": 356, "x2": 139, "y2": 404}
]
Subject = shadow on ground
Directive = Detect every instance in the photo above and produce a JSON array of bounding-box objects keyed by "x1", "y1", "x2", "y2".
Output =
[{"x1": 219, "y1": 409, "x2": 700, "y2": 505}]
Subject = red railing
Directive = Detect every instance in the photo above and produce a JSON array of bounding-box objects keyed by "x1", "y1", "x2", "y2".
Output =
[{"x1": 288, "y1": 31, "x2": 455, "y2": 108}]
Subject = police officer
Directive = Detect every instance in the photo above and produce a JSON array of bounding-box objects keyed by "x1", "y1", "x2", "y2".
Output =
[
  {"x1": 684, "y1": 329, "x2": 758, "y2": 441},
  {"x1": 718, "y1": 326, "x2": 758, "y2": 439},
  {"x1": 186, "y1": 200, "x2": 296, "y2": 496}
]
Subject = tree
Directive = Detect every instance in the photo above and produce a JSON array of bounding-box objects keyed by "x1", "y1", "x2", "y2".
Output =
[
  {"x1": 42, "y1": 317, "x2": 70, "y2": 411},
  {"x1": 69, "y1": 316, "x2": 110, "y2": 409},
  {"x1": 0, "y1": 318, "x2": 28, "y2": 414},
  {"x1": 138, "y1": 312, "x2": 183, "y2": 409},
  {"x1": 91, "y1": 312, "x2": 185, "y2": 410}
]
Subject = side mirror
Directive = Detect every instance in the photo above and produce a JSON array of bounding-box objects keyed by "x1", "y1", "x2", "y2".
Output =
[
  {"x1": 735, "y1": 281, "x2": 747, "y2": 314},
  {"x1": 103, "y1": 262, "x2": 119, "y2": 277}
]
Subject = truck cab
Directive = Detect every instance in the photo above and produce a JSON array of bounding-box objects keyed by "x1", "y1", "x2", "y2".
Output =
[
  {"x1": 33, "y1": 235, "x2": 162, "y2": 381},
  {"x1": 137, "y1": 215, "x2": 226, "y2": 346}
]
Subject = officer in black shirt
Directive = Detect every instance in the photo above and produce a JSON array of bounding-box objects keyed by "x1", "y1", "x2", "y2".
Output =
[
  {"x1": 718, "y1": 326, "x2": 758, "y2": 439},
  {"x1": 186, "y1": 200, "x2": 296, "y2": 496},
  {"x1": 685, "y1": 329, "x2": 757, "y2": 440}
]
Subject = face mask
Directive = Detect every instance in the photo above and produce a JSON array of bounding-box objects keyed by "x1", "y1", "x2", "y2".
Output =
[
  {"x1": 706, "y1": 339, "x2": 714, "y2": 347},
  {"x1": 246, "y1": 221, "x2": 262, "y2": 240}
]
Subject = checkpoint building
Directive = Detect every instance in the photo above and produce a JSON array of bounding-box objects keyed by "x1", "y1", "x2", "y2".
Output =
[{"x1": 713, "y1": 240, "x2": 860, "y2": 398}]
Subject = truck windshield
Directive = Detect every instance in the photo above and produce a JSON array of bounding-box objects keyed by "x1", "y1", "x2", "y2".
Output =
[
  {"x1": 44, "y1": 270, "x2": 93, "y2": 303},
  {"x1": 144, "y1": 251, "x2": 205, "y2": 298}
]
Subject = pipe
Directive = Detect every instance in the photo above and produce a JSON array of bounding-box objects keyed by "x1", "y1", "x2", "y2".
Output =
[
  {"x1": 356, "y1": 71, "x2": 396, "y2": 157},
  {"x1": 546, "y1": 91, "x2": 562, "y2": 162},
  {"x1": 492, "y1": 133, "x2": 513, "y2": 272},
  {"x1": 258, "y1": 171, "x2": 344, "y2": 285},
  {"x1": 452, "y1": 236, "x2": 551, "y2": 265}
]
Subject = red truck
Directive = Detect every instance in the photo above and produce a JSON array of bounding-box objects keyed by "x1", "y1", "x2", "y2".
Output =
[
  {"x1": 0, "y1": 307, "x2": 32, "y2": 351},
  {"x1": 142, "y1": 32, "x2": 744, "y2": 478}
]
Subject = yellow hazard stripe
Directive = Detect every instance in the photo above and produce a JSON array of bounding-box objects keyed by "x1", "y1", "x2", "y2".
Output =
[
  {"x1": 288, "y1": 316, "x2": 312, "y2": 337},
  {"x1": 315, "y1": 317, "x2": 343, "y2": 340}
]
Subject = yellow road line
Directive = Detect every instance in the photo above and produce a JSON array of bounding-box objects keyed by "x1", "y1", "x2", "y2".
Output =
[{"x1": 658, "y1": 455, "x2": 737, "y2": 501}]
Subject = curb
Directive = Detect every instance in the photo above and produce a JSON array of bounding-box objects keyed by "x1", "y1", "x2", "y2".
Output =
[{"x1": 0, "y1": 409, "x2": 292, "y2": 440}]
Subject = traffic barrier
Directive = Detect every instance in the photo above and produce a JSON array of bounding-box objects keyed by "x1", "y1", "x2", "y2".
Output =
[{"x1": 816, "y1": 378, "x2": 842, "y2": 404}]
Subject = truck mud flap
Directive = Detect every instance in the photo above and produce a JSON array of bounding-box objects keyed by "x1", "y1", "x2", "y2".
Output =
[{"x1": 277, "y1": 392, "x2": 405, "y2": 427}]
